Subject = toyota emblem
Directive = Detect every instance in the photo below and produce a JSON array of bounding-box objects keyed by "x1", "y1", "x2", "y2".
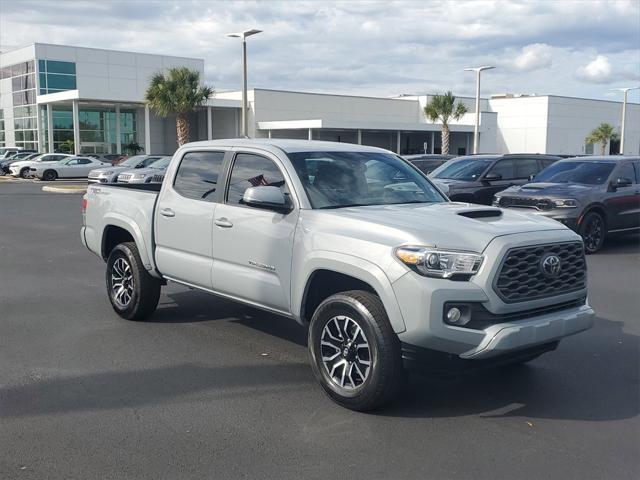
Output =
[{"x1": 540, "y1": 254, "x2": 562, "y2": 277}]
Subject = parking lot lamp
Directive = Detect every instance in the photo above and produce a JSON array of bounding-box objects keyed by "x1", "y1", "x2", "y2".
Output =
[
  {"x1": 464, "y1": 66, "x2": 495, "y2": 154},
  {"x1": 611, "y1": 87, "x2": 639, "y2": 154},
  {"x1": 227, "y1": 29, "x2": 262, "y2": 138}
]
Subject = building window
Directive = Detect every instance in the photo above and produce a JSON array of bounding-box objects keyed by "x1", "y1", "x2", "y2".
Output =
[
  {"x1": 38, "y1": 60, "x2": 77, "y2": 95},
  {"x1": 3, "y1": 60, "x2": 39, "y2": 150}
]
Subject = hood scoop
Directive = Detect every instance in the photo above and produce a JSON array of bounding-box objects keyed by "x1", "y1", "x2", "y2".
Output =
[{"x1": 457, "y1": 208, "x2": 503, "y2": 219}]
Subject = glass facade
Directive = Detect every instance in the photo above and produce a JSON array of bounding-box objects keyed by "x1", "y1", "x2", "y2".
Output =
[
  {"x1": 39, "y1": 105, "x2": 138, "y2": 153},
  {"x1": 38, "y1": 60, "x2": 77, "y2": 95},
  {"x1": 2, "y1": 60, "x2": 38, "y2": 150},
  {"x1": 0, "y1": 109, "x2": 5, "y2": 147}
]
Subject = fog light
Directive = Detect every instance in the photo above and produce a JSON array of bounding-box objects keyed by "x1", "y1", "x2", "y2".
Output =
[{"x1": 446, "y1": 307, "x2": 462, "y2": 324}]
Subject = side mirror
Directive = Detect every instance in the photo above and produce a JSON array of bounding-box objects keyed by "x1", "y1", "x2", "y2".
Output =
[
  {"x1": 528, "y1": 173, "x2": 536, "y2": 182},
  {"x1": 242, "y1": 186, "x2": 292, "y2": 213},
  {"x1": 483, "y1": 172, "x2": 502, "y2": 181},
  {"x1": 611, "y1": 177, "x2": 632, "y2": 190}
]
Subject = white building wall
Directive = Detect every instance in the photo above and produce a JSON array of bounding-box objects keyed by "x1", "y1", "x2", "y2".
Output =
[
  {"x1": 489, "y1": 96, "x2": 549, "y2": 154},
  {"x1": 545, "y1": 96, "x2": 640, "y2": 155}
]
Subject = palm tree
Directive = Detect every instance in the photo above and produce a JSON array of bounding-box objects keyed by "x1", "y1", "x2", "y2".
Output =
[
  {"x1": 585, "y1": 123, "x2": 618, "y2": 155},
  {"x1": 424, "y1": 91, "x2": 468, "y2": 155},
  {"x1": 145, "y1": 67, "x2": 213, "y2": 146}
]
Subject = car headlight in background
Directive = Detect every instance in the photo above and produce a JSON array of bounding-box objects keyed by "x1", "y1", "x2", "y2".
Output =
[
  {"x1": 395, "y1": 246, "x2": 483, "y2": 279},
  {"x1": 493, "y1": 196, "x2": 501, "y2": 206},
  {"x1": 132, "y1": 173, "x2": 146, "y2": 180},
  {"x1": 552, "y1": 198, "x2": 578, "y2": 208}
]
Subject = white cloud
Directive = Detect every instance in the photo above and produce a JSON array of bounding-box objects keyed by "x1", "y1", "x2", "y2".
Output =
[
  {"x1": 513, "y1": 44, "x2": 553, "y2": 71},
  {"x1": 576, "y1": 55, "x2": 613, "y2": 83}
]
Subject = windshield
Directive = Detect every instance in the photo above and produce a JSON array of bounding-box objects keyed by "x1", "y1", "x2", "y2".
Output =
[
  {"x1": 148, "y1": 157, "x2": 171, "y2": 169},
  {"x1": 118, "y1": 155, "x2": 148, "y2": 167},
  {"x1": 431, "y1": 157, "x2": 496, "y2": 181},
  {"x1": 533, "y1": 161, "x2": 616, "y2": 185},
  {"x1": 288, "y1": 151, "x2": 446, "y2": 209}
]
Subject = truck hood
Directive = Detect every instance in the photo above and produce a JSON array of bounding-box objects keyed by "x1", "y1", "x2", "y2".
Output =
[
  {"x1": 500, "y1": 182, "x2": 597, "y2": 197},
  {"x1": 306, "y1": 202, "x2": 566, "y2": 253}
]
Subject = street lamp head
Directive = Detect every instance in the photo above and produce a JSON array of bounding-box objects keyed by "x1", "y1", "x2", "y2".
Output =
[
  {"x1": 227, "y1": 29, "x2": 262, "y2": 40},
  {"x1": 610, "y1": 86, "x2": 640, "y2": 93},
  {"x1": 464, "y1": 65, "x2": 496, "y2": 72}
]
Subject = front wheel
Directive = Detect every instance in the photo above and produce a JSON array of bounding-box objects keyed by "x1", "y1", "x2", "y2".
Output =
[
  {"x1": 579, "y1": 211, "x2": 605, "y2": 254},
  {"x1": 106, "y1": 242, "x2": 161, "y2": 320},
  {"x1": 308, "y1": 290, "x2": 403, "y2": 411},
  {"x1": 19, "y1": 168, "x2": 30, "y2": 179}
]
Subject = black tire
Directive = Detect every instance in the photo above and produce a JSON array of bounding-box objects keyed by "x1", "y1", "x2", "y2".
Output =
[
  {"x1": 19, "y1": 168, "x2": 30, "y2": 179},
  {"x1": 579, "y1": 211, "x2": 605, "y2": 254},
  {"x1": 42, "y1": 170, "x2": 57, "y2": 181},
  {"x1": 308, "y1": 290, "x2": 403, "y2": 411},
  {"x1": 106, "y1": 242, "x2": 161, "y2": 320}
]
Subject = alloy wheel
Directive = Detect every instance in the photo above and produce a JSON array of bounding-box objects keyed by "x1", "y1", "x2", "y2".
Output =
[
  {"x1": 111, "y1": 257, "x2": 134, "y2": 308},
  {"x1": 320, "y1": 315, "x2": 371, "y2": 390},
  {"x1": 583, "y1": 216, "x2": 604, "y2": 252}
]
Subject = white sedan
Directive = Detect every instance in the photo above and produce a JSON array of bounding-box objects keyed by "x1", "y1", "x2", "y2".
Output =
[{"x1": 32, "y1": 156, "x2": 110, "y2": 181}]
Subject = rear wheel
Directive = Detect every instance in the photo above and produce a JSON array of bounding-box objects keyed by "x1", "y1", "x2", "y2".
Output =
[
  {"x1": 579, "y1": 211, "x2": 605, "y2": 254},
  {"x1": 308, "y1": 290, "x2": 403, "y2": 411},
  {"x1": 42, "y1": 170, "x2": 58, "y2": 181},
  {"x1": 106, "y1": 242, "x2": 161, "y2": 320}
]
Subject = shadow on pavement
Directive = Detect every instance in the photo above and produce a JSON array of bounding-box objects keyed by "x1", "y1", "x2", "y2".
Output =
[{"x1": 0, "y1": 363, "x2": 310, "y2": 418}]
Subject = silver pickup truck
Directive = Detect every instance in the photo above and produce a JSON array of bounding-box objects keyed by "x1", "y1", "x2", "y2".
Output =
[{"x1": 81, "y1": 139, "x2": 594, "y2": 411}]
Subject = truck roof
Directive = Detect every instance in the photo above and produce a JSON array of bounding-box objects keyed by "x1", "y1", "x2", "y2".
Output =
[{"x1": 181, "y1": 138, "x2": 392, "y2": 154}]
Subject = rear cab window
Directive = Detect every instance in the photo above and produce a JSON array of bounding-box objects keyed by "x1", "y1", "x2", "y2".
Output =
[{"x1": 173, "y1": 151, "x2": 225, "y2": 202}]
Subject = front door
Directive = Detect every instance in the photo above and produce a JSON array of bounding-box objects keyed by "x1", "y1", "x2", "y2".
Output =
[
  {"x1": 605, "y1": 162, "x2": 640, "y2": 231},
  {"x1": 479, "y1": 158, "x2": 517, "y2": 204},
  {"x1": 154, "y1": 150, "x2": 226, "y2": 289},
  {"x1": 212, "y1": 152, "x2": 299, "y2": 313}
]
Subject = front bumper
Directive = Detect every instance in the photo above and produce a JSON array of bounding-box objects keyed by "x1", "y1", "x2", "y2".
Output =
[
  {"x1": 393, "y1": 229, "x2": 594, "y2": 364},
  {"x1": 529, "y1": 209, "x2": 580, "y2": 231}
]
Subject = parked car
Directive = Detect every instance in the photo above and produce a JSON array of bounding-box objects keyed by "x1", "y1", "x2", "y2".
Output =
[
  {"x1": 87, "y1": 155, "x2": 166, "y2": 184},
  {"x1": 494, "y1": 156, "x2": 640, "y2": 253},
  {"x1": 0, "y1": 152, "x2": 39, "y2": 175},
  {"x1": 8, "y1": 153, "x2": 72, "y2": 178},
  {"x1": 0, "y1": 147, "x2": 25, "y2": 159},
  {"x1": 403, "y1": 154, "x2": 455, "y2": 175},
  {"x1": 82, "y1": 139, "x2": 593, "y2": 411},
  {"x1": 430, "y1": 154, "x2": 562, "y2": 204},
  {"x1": 116, "y1": 156, "x2": 172, "y2": 184},
  {"x1": 30, "y1": 156, "x2": 110, "y2": 181}
]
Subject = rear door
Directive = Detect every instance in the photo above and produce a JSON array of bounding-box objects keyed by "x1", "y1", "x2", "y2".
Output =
[
  {"x1": 212, "y1": 151, "x2": 299, "y2": 313},
  {"x1": 154, "y1": 150, "x2": 226, "y2": 289}
]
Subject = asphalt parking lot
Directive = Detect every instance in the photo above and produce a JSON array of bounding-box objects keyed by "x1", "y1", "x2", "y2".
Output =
[{"x1": 1, "y1": 181, "x2": 638, "y2": 480}]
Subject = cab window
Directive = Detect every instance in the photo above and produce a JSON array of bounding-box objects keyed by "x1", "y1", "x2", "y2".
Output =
[
  {"x1": 615, "y1": 163, "x2": 636, "y2": 185},
  {"x1": 487, "y1": 159, "x2": 515, "y2": 180},
  {"x1": 173, "y1": 151, "x2": 225, "y2": 202},
  {"x1": 514, "y1": 159, "x2": 539, "y2": 179}
]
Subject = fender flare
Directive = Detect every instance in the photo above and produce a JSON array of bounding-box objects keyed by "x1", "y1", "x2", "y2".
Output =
[
  {"x1": 293, "y1": 250, "x2": 406, "y2": 333},
  {"x1": 101, "y1": 213, "x2": 159, "y2": 276}
]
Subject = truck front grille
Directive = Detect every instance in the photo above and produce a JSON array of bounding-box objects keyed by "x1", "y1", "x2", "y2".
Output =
[
  {"x1": 498, "y1": 197, "x2": 553, "y2": 210},
  {"x1": 494, "y1": 241, "x2": 586, "y2": 303},
  {"x1": 117, "y1": 173, "x2": 132, "y2": 183},
  {"x1": 150, "y1": 173, "x2": 165, "y2": 183}
]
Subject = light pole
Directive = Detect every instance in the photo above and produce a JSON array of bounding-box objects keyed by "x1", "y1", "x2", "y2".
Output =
[
  {"x1": 611, "y1": 86, "x2": 639, "y2": 154},
  {"x1": 464, "y1": 65, "x2": 495, "y2": 154},
  {"x1": 227, "y1": 29, "x2": 262, "y2": 138}
]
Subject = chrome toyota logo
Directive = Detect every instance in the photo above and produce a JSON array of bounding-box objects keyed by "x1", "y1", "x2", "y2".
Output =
[{"x1": 541, "y1": 254, "x2": 562, "y2": 277}]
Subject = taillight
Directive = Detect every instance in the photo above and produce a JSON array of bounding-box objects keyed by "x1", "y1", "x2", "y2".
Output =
[{"x1": 82, "y1": 197, "x2": 88, "y2": 212}]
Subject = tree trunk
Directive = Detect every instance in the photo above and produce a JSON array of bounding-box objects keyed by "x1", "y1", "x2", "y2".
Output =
[
  {"x1": 176, "y1": 113, "x2": 190, "y2": 146},
  {"x1": 600, "y1": 142, "x2": 606, "y2": 155},
  {"x1": 441, "y1": 124, "x2": 450, "y2": 155}
]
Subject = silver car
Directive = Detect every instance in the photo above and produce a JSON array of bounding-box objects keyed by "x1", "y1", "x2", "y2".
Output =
[
  {"x1": 87, "y1": 155, "x2": 166, "y2": 184},
  {"x1": 116, "y1": 156, "x2": 172, "y2": 184}
]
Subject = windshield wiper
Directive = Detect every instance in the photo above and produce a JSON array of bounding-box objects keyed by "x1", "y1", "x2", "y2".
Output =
[{"x1": 318, "y1": 203, "x2": 376, "y2": 209}]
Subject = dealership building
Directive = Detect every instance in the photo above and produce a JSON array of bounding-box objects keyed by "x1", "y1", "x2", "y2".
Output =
[{"x1": 1, "y1": 43, "x2": 638, "y2": 156}]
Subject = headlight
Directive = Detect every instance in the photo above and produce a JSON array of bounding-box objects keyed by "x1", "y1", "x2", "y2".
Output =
[
  {"x1": 394, "y1": 246, "x2": 483, "y2": 279},
  {"x1": 493, "y1": 196, "x2": 501, "y2": 206},
  {"x1": 552, "y1": 198, "x2": 578, "y2": 208}
]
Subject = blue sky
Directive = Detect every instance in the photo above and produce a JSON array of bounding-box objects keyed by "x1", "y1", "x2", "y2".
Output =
[{"x1": 1, "y1": 0, "x2": 639, "y2": 102}]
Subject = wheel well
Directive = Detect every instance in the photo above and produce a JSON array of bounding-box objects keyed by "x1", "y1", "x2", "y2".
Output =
[
  {"x1": 579, "y1": 205, "x2": 607, "y2": 229},
  {"x1": 301, "y1": 270, "x2": 376, "y2": 323},
  {"x1": 102, "y1": 226, "x2": 134, "y2": 260}
]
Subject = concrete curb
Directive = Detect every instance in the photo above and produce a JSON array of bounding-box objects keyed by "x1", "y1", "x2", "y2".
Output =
[
  {"x1": 0, "y1": 176, "x2": 16, "y2": 181},
  {"x1": 42, "y1": 185, "x2": 87, "y2": 194}
]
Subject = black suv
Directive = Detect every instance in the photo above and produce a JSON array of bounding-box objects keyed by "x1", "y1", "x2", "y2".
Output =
[
  {"x1": 430, "y1": 154, "x2": 562, "y2": 205},
  {"x1": 403, "y1": 154, "x2": 455, "y2": 175},
  {"x1": 494, "y1": 156, "x2": 640, "y2": 253}
]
